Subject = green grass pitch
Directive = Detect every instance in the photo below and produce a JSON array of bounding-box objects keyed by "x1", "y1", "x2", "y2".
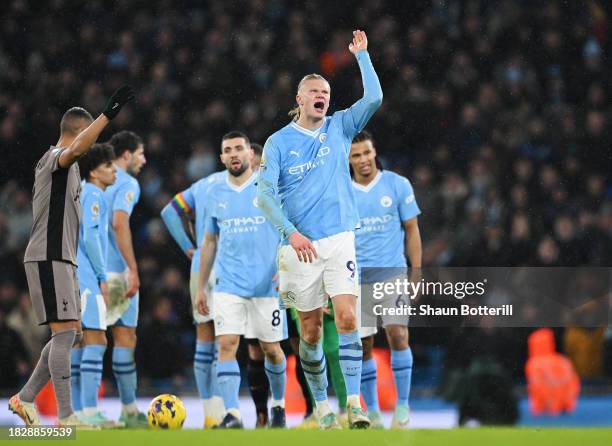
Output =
[{"x1": 19, "y1": 428, "x2": 612, "y2": 446}]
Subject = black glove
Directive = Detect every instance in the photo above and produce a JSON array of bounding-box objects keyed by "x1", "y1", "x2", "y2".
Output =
[{"x1": 102, "y1": 85, "x2": 135, "y2": 120}]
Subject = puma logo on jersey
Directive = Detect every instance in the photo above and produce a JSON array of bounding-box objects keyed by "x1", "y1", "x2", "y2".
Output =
[
  {"x1": 290, "y1": 150, "x2": 300, "y2": 157},
  {"x1": 218, "y1": 202, "x2": 227, "y2": 209}
]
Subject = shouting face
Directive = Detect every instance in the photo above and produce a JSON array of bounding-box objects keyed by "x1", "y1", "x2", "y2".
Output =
[{"x1": 297, "y1": 78, "x2": 331, "y2": 122}]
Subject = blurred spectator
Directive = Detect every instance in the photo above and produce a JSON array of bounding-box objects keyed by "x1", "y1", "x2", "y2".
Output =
[
  {"x1": 3, "y1": 189, "x2": 32, "y2": 252},
  {"x1": 564, "y1": 327, "x2": 606, "y2": 380},
  {"x1": 7, "y1": 292, "x2": 49, "y2": 363},
  {"x1": 186, "y1": 140, "x2": 216, "y2": 182},
  {"x1": 554, "y1": 215, "x2": 587, "y2": 265},
  {"x1": 0, "y1": 282, "x2": 19, "y2": 314},
  {"x1": 0, "y1": 311, "x2": 30, "y2": 392},
  {"x1": 526, "y1": 328, "x2": 580, "y2": 415},
  {"x1": 137, "y1": 296, "x2": 186, "y2": 382},
  {"x1": 508, "y1": 214, "x2": 534, "y2": 265}
]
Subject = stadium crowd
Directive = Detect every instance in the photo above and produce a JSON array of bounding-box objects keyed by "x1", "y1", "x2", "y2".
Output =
[{"x1": 1, "y1": 0, "x2": 611, "y2": 394}]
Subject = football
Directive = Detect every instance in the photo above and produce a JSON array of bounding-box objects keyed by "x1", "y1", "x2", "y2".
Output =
[{"x1": 147, "y1": 394, "x2": 186, "y2": 430}]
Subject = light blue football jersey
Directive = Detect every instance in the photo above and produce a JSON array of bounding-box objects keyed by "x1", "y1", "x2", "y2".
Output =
[
  {"x1": 180, "y1": 171, "x2": 226, "y2": 272},
  {"x1": 77, "y1": 182, "x2": 109, "y2": 291},
  {"x1": 258, "y1": 50, "x2": 382, "y2": 242},
  {"x1": 354, "y1": 170, "x2": 420, "y2": 269},
  {"x1": 104, "y1": 165, "x2": 140, "y2": 273},
  {"x1": 205, "y1": 173, "x2": 280, "y2": 297}
]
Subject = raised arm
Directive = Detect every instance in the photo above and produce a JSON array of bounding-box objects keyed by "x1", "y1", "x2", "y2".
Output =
[
  {"x1": 161, "y1": 190, "x2": 196, "y2": 257},
  {"x1": 59, "y1": 85, "x2": 134, "y2": 168},
  {"x1": 342, "y1": 30, "x2": 383, "y2": 138}
]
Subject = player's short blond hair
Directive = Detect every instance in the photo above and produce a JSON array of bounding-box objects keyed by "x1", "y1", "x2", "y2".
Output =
[{"x1": 288, "y1": 74, "x2": 330, "y2": 121}]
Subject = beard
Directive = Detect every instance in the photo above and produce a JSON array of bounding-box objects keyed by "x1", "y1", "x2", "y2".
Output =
[
  {"x1": 228, "y1": 161, "x2": 248, "y2": 177},
  {"x1": 127, "y1": 161, "x2": 142, "y2": 176}
]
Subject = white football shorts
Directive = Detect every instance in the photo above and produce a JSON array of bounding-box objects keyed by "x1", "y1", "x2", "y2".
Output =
[
  {"x1": 213, "y1": 292, "x2": 286, "y2": 342},
  {"x1": 278, "y1": 231, "x2": 359, "y2": 312}
]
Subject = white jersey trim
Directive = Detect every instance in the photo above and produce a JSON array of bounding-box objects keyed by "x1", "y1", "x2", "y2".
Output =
[
  {"x1": 352, "y1": 170, "x2": 383, "y2": 193},
  {"x1": 289, "y1": 117, "x2": 329, "y2": 137},
  {"x1": 225, "y1": 171, "x2": 256, "y2": 193}
]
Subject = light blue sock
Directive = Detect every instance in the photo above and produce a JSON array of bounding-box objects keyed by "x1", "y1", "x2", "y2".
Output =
[
  {"x1": 361, "y1": 358, "x2": 380, "y2": 412},
  {"x1": 211, "y1": 345, "x2": 221, "y2": 398},
  {"x1": 112, "y1": 347, "x2": 137, "y2": 405},
  {"x1": 80, "y1": 344, "x2": 105, "y2": 410},
  {"x1": 338, "y1": 331, "x2": 363, "y2": 397},
  {"x1": 194, "y1": 341, "x2": 215, "y2": 400},
  {"x1": 71, "y1": 348, "x2": 83, "y2": 412},
  {"x1": 391, "y1": 347, "x2": 413, "y2": 407},
  {"x1": 216, "y1": 360, "x2": 241, "y2": 410},
  {"x1": 299, "y1": 339, "x2": 328, "y2": 402},
  {"x1": 264, "y1": 356, "x2": 286, "y2": 402}
]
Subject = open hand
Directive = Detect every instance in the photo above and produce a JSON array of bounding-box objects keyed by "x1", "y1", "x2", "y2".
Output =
[
  {"x1": 185, "y1": 248, "x2": 195, "y2": 260},
  {"x1": 349, "y1": 30, "x2": 368, "y2": 54},
  {"x1": 125, "y1": 268, "x2": 140, "y2": 298},
  {"x1": 289, "y1": 231, "x2": 318, "y2": 263},
  {"x1": 195, "y1": 288, "x2": 210, "y2": 316},
  {"x1": 102, "y1": 85, "x2": 135, "y2": 120}
]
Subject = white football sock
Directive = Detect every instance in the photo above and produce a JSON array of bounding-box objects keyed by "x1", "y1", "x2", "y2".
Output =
[
  {"x1": 314, "y1": 399, "x2": 332, "y2": 419},
  {"x1": 271, "y1": 398, "x2": 285, "y2": 408}
]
